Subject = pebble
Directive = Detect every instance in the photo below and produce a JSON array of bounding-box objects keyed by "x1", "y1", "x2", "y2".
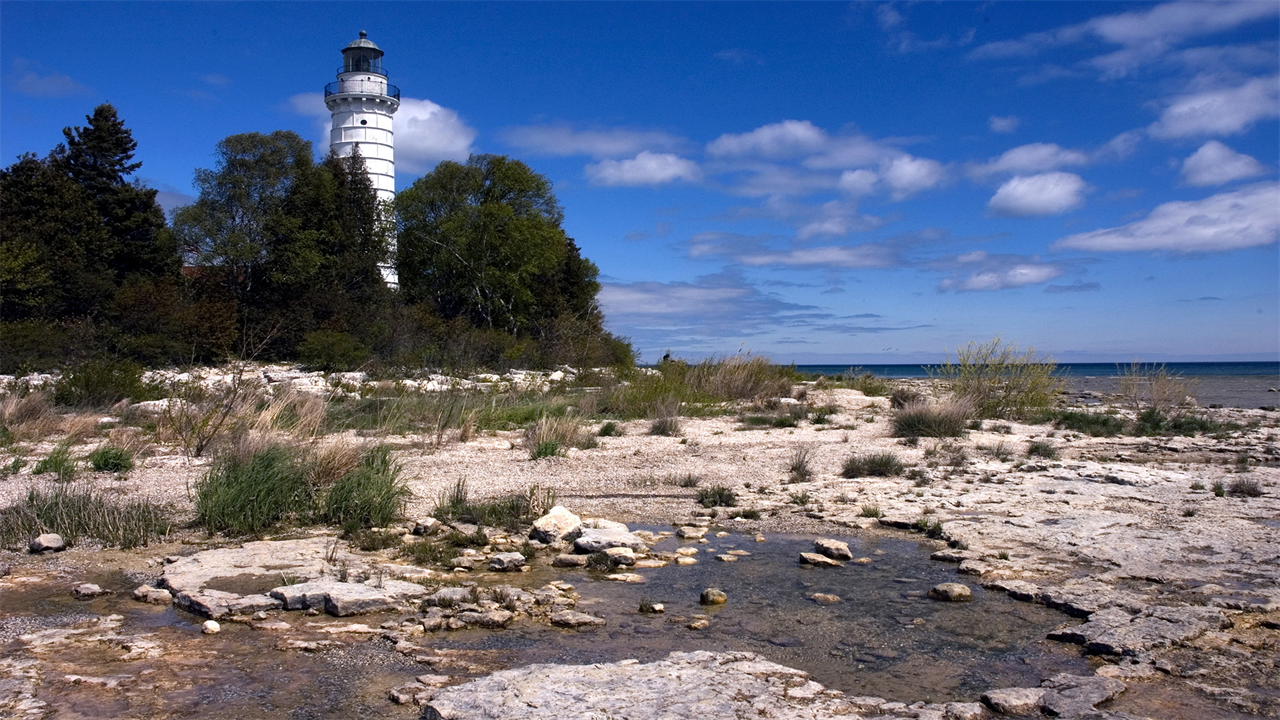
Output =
[
  {"x1": 700, "y1": 588, "x2": 728, "y2": 605},
  {"x1": 202, "y1": 620, "x2": 221, "y2": 635}
]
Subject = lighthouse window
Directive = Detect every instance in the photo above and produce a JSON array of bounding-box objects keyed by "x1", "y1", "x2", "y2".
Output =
[{"x1": 361, "y1": 120, "x2": 368, "y2": 125}]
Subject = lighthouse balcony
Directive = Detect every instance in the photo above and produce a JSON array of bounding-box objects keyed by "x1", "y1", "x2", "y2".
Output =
[{"x1": 325, "y1": 80, "x2": 400, "y2": 101}]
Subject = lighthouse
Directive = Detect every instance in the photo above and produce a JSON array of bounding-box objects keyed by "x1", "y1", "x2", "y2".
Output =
[{"x1": 325, "y1": 31, "x2": 400, "y2": 285}]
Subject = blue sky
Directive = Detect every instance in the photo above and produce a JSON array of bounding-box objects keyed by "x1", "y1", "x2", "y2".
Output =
[{"x1": 3, "y1": 1, "x2": 1277, "y2": 364}]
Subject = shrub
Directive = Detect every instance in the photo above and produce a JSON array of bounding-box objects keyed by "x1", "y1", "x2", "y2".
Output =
[
  {"x1": 1229, "y1": 477, "x2": 1263, "y2": 498},
  {"x1": 88, "y1": 446, "x2": 134, "y2": 473},
  {"x1": 728, "y1": 508, "x2": 761, "y2": 520},
  {"x1": 842, "y1": 451, "x2": 905, "y2": 478},
  {"x1": 194, "y1": 444, "x2": 311, "y2": 535},
  {"x1": 696, "y1": 485, "x2": 737, "y2": 508},
  {"x1": 1054, "y1": 411, "x2": 1124, "y2": 437},
  {"x1": 666, "y1": 473, "x2": 700, "y2": 488},
  {"x1": 788, "y1": 491, "x2": 811, "y2": 506},
  {"x1": 1213, "y1": 481, "x2": 1226, "y2": 497},
  {"x1": 1134, "y1": 409, "x2": 1222, "y2": 437},
  {"x1": 433, "y1": 479, "x2": 556, "y2": 530},
  {"x1": 349, "y1": 528, "x2": 402, "y2": 551},
  {"x1": 1026, "y1": 441, "x2": 1058, "y2": 459},
  {"x1": 892, "y1": 398, "x2": 972, "y2": 438},
  {"x1": 650, "y1": 416, "x2": 681, "y2": 436},
  {"x1": 297, "y1": 330, "x2": 372, "y2": 372},
  {"x1": 914, "y1": 515, "x2": 945, "y2": 539},
  {"x1": 33, "y1": 444, "x2": 76, "y2": 482},
  {"x1": 401, "y1": 539, "x2": 460, "y2": 566},
  {"x1": 934, "y1": 338, "x2": 1061, "y2": 419},
  {"x1": 0, "y1": 484, "x2": 172, "y2": 549},
  {"x1": 890, "y1": 387, "x2": 924, "y2": 409},
  {"x1": 788, "y1": 446, "x2": 814, "y2": 483},
  {"x1": 53, "y1": 359, "x2": 161, "y2": 408},
  {"x1": 598, "y1": 421, "x2": 622, "y2": 437},
  {"x1": 811, "y1": 404, "x2": 839, "y2": 424},
  {"x1": 524, "y1": 414, "x2": 587, "y2": 459},
  {"x1": 860, "y1": 504, "x2": 883, "y2": 518},
  {"x1": 980, "y1": 441, "x2": 1014, "y2": 461},
  {"x1": 1118, "y1": 362, "x2": 1196, "y2": 416},
  {"x1": 318, "y1": 446, "x2": 410, "y2": 529},
  {"x1": 842, "y1": 370, "x2": 891, "y2": 397}
]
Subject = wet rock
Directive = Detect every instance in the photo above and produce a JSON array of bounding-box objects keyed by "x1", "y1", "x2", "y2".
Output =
[
  {"x1": 456, "y1": 609, "x2": 513, "y2": 628},
  {"x1": 604, "y1": 547, "x2": 636, "y2": 566},
  {"x1": 552, "y1": 554, "x2": 588, "y2": 567},
  {"x1": 687, "y1": 618, "x2": 710, "y2": 630},
  {"x1": 943, "y1": 702, "x2": 988, "y2": 720},
  {"x1": 573, "y1": 527, "x2": 646, "y2": 553},
  {"x1": 132, "y1": 584, "x2": 172, "y2": 605},
  {"x1": 814, "y1": 538, "x2": 854, "y2": 560},
  {"x1": 29, "y1": 533, "x2": 65, "y2": 553},
  {"x1": 676, "y1": 526, "x2": 708, "y2": 540},
  {"x1": 700, "y1": 588, "x2": 727, "y2": 605},
  {"x1": 201, "y1": 620, "x2": 221, "y2": 635},
  {"x1": 550, "y1": 610, "x2": 605, "y2": 628},
  {"x1": 422, "y1": 587, "x2": 476, "y2": 608},
  {"x1": 928, "y1": 583, "x2": 973, "y2": 602},
  {"x1": 268, "y1": 579, "x2": 428, "y2": 616},
  {"x1": 176, "y1": 589, "x2": 283, "y2": 619},
  {"x1": 799, "y1": 552, "x2": 843, "y2": 568},
  {"x1": 389, "y1": 682, "x2": 428, "y2": 705},
  {"x1": 982, "y1": 687, "x2": 1044, "y2": 715},
  {"x1": 675, "y1": 557, "x2": 698, "y2": 566},
  {"x1": 605, "y1": 572, "x2": 645, "y2": 583},
  {"x1": 72, "y1": 583, "x2": 108, "y2": 600},
  {"x1": 528, "y1": 506, "x2": 581, "y2": 544},
  {"x1": 413, "y1": 518, "x2": 441, "y2": 536},
  {"x1": 488, "y1": 552, "x2": 526, "y2": 572},
  {"x1": 1048, "y1": 605, "x2": 1229, "y2": 656},
  {"x1": 421, "y1": 651, "x2": 859, "y2": 719},
  {"x1": 1038, "y1": 673, "x2": 1126, "y2": 717},
  {"x1": 716, "y1": 554, "x2": 737, "y2": 562},
  {"x1": 809, "y1": 593, "x2": 841, "y2": 605}
]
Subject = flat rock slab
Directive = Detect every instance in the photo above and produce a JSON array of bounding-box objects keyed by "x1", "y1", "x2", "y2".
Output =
[
  {"x1": 814, "y1": 538, "x2": 854, "y2": 561},
  {"x1": 573, "y1": 528, "x2": 647, "y2": 553},
  {"x1": 422, "y1": 651, "x2": 858, "y2": 719},
  {"x1": 270, "y1": 579, "x2": 428, "y2": 616},
  {"x1": 799, "y1": 552, "x2": 843, "y2": 568}
]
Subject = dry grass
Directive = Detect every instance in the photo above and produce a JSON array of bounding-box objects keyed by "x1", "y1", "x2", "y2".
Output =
[
  {"x1": 59, "y1": 413, "x2": 101, "y2": 443},
  {"x1": 935, "y1": 338, "x2": 1061, "y2": 420},
  {"x1": 1119, "y1": 362, "x2": 1197, "y2": 416},
  {"x1": 892, "y1": 397, "x2": 974, "y2": 438},
  {"x1": 524, "y1": 414, "x2": 587, "y2": 459},
  {"x1": 1, "y1": 392, "x2": 59, "y2": 443},
  {"x1": 105, "y1": 426, "x2": 152, "y2": 459}
]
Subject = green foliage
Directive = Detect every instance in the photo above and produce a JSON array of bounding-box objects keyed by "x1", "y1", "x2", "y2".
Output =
[
  {"x1": 349, "y1": 528, "x2": 402, "y2": 551},
  {"x1": 914, "y1": 515, "x2": 945, "y2": 539},
  {"x1": 0, "y1": 484, "x2": 171, "y2": 549},
  {"x1": 1229, "y1": 477, "x2": 1263, "y2": 498},
  {"x1": 432, "y1": 479, "x2": 556, "y2": 530},
  {"x1": 53, "y1": 358, "x2": 160, "y2": 408},
  {"x1": 1213, "y1": 481, "x2": 1226, "y2": 497},
  {"x1": 934, "y1": 338, "x2": 1062, "y2": 420},
  {"x1": 318, "y1": 446, "x2": 410, "y2": 529},
  {"x1": 1054, "y1": 410, "x2": 1125, "y2": 437},
  {"x1": 728, "y1": 508, "x2": 761, "y2": 520},
  {"x1": 597, "y1": 421, "x2": 622, "y2": 437},
  {"x1": 860, "y1": 504, "x2": 883, "y2": 519},
  {"x1": 298, "y1": 330, "x2": 372, "y2": 372},
  {"x1": 650, "y1": 416, "x2": 681, "y2": 436},
  {"x1": 696, "y1": 485, "x2": 738, "y2": 508},
  {"x1": 788, "y1": 491, "x2": 811, "y2": 506},
  {"x1": 1133, "y1": 409, "x2": 1224, "y2": 437},
  {"x1": 88, "y1": 446, "x2": 133, "y2": 473},
  {"x1": 841, "y1": 370, "x2": 891, "y2": 396},
  {"x1": 598, "y1": 356, "x2": 793, "y2": 420},
  {"x1": 33, "y1": 445, "x2": 76, "y2": 482},
  {"x1": 400, "y1": 539, "x2": 461, "y2": 566},
  {"x1": 892, "y1": 399, "x2": 972, "y2": 438},
  {"x1": 788, "y1": 446, "x2": 814, "y2": 483},
  {"x1": 841, "y1": 452, "x2": 905, "y2": 478},
  {"x1": 1026, "y1": 441, "x2": 1058, "y2": 459}
]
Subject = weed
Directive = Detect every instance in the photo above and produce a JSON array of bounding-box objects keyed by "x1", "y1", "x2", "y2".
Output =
[
  {"x1": 890, "y1": 386, "x2": 924, "y2": 409},
  {"x1": 531, "y1": 440, "x2": 562, "y2": 459},
  {"x1": 991, "y1": 424, "x2": 1013, "y2": 434},
  {"x1": 1229, "y1": 477, "x2": 1263, "y2": 498},
  {"x1": 1190, "y1": 481, "x2": 1205, "y2": 491},
  {"x1": 979, "y1": 441, "x2": 1014, "y2": 461},
  {"x1": 1119, "y1": 362, "x2": 1196, "y2": 417},
  {"x1": 859, "y1": 504, "x2": 883, "y2": 518},
  {"x1": 1054, "y1": 411, "x2": 1125, "y2": 437},
  {"x1": 811, "y1": 404, "x2": 839, "y2": 424},
  {"x1": 696, "y1": 485, "x2": 738, "y2": 508},
  {"x1": 0, "y1": 392, "x2": 58, "y2": 443},
  {"x1": 638, "y1": 597, "x2": 661, "y2": 614},
  {"x1": 739, "y1": 414, "x2": 796, "y2": 429},
  {"x1": 88, "y1": 446, "x2": 134, "y2": 473},
  {"x1": 318, "y1": 446, "x2": 410, "y2": 530},
  {"x1": 524, "y1": 415, "x2": 587, "y2": 459},
  {"x1": 1182, "y1": 507, "x2": 1197, "y2": 517},
  {"x1": 445, "y1": 529, "x2": 490, "y2": 548},
  {"x1": 1026, "y1": 441, "x2": 1059, "y2": 460},
  {"x1": 194, "y1": 444, "x2": 311, "y2": 535},
  {"x1": 586, "y1": 551, "x2": 613, "y2": 571},
  {"x1": 650, "y1": 416, "x2": 681, "y2": 436},
  {"x1": 53, "y1": 359, "x2": 162, "y2": 408},
  {"x1": 842, "y1": 451, "x2": 905, "y2": 478},
  {"x1": 598, "y1": 421, "x2": 622, "y2": 437},
  {"x1": 2, "y1": 456, "x2": 27, "y2": 477},
  {"x1": 842, "y1": 370, "x2": 891, "y2": 397},
  {"x1": 914, "y1": 515, "x2": 945, "y2": 539},
  {"x1": 0, "y1": 484, "x2": 172, "y2": 549},
  {"x1": 788, "y1": 491, "x2": 811, "y2": 506},
  {"x1": 33, "y1": 444, "x2": 76, "y2": 482},
  {"x1": 1235, "y1": 453, "x2": 1251, "y2": 471},
  {"x1": 728, "y1": 508, "x2": 761, "y2": 520},
  {"x1": 892, "y1": 398, "x2": 973, "y2": 438},
  {"x1": 433, "y1": 479, "x2": 556, "y2": 530},
  {"x1": 667, "y1": 473, "x2": 700, "y2": 488},
  {"x1": 997, "y1": 550, "x2": 1010, "y2": 560},
  {"x1": 1213, "y1": 481, "x2": 1226, "y2": 497},
  {"x1": 350, "y1": 528, "x2": 402, "y2": 551},
  {"x1": 788, "y1": 446, "x2": 814, "y2": 483},
  {"x1": 934, "y1": 338, "x2": 1062, "y2": 420}
]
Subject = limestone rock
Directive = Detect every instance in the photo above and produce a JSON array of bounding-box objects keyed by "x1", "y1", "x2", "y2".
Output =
[
  {"x1": 604, "y1": 547, "x2": 636, "y2": 565},
  {"x1": 943, "y1": 702, "x2": 989, "y2": 720},
  {"x1": 1038, "y1": 673, "x2": 1126, "y2": 717},
  {"x1": 528, "y1": 506, "x2": 581, "y2": 544},
  {"x1": 72, "y1": 583, "x2": 108, "y2": 600},
  {"x1": 268, "y1": 579, "x2": 427, "y2": 616},
  {"x1": 799, "y1": 552, "x2": 843, "y2": 568},
  {"x1": 676, "y1": 526, "x2": 708, "y2": 540},
  {"x1": 552, "y1": 554, "x2": 588, "y2": 568},
  {"x1": 809, "y1": 593, "x2": 841, "y2": 605},
  {"x1": 413, "y1": 518, "x2": 441, "y2": 536},
  {"x1": 421, "y1": 651, "x2": 859, "y2": 719},
  {"x1": 700, "y1": 588, "x2": 727, "y2": 605},
  {"x1": 201, "y1": 620, "x2": 221, "y2": 635},
  {"x1": 132, "y1": 585, "x2": 173, "y2": 605},
  {"x1": 550, "y1": 610, "x2": 605, "y2": 628},
  {"x1": 488, "y1": 552, "x2": 526, "y2": 572},
  {"x1": 981, "y1": 687, "x2": 1044, "y2": 715},
  {"x1": 29, "y1": 533, "x2": 65, "y2": 553},
  {"x1": 456, "y1": 609, "x2": 513, "y2": 629},
  {"x1": 814, "y1": 538, "x2": 854, "y2": 560},
  {"x1": 573, "y1": 527, "x2": 646, "y2": 553},
  {"x1": 928, "y1": 583, "x2": 973, "y2": 602},
  {"x1": 423, "y1": 587, "x2": 476, "y2": 608}
]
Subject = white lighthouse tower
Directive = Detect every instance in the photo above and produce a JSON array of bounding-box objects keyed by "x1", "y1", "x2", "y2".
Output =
[{"x1": 325, "y1": 31, "x2": 400, "y2": 285}]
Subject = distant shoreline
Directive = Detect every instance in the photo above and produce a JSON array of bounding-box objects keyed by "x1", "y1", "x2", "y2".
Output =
[{"x1": 789, "y1": 361, "x2": 1280, "y2": 380}]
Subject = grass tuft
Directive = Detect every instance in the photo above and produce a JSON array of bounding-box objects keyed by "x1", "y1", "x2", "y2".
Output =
[
  {"x1": 788, "y1": 446, "x2": 814, "y2": 483},
  {"x1": 597, "y1": 421, "x2": 622, "y2": 437},
  {"x1": 1054, "y1": 410, "x2": 1125, "y2": 437},
  {"x1": 892, "y1": 398, "x2": 972, "y2": 438},
  {"x1": 650, "y1": 415, "x2": 681, "y2": 436},
  {"x1": 860, "y1": 504, "x2": 883, "y2": 518},
  {"x1": 88, "y1": 446, "x2": 134, "y2": 473},
  {"x1": 433, "y1": 478, "x2": 556, "y2": 530},
  {"x1": 696, "y1": 485, "x2": 737, "y2": 508},
  {"x1": 33, "y1": 444, "x2": 76, "y2": 482},
  {"x1": 0, "y1": 484, "x2": 171, "y2": 549},
  {"x1": 934, "y1": 338, "x2": 1061, "y2": 420},
  {"x1": 1229, "y1": 477, "x2": 1263, "y2": 498},
  {"x1": 1026, "y1": 440, "x2": 1058, "y2": 459},
  {"x1": 841, "y1": 451, "x2": 905, "y2": 478}
]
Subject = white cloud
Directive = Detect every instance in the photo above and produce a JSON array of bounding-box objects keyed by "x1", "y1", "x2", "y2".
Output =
[
  {"x1": 988, "y1": 172, "x2": 1087, "y2": 217},
  {"x1": 739, "y1": 244, "x2": 899, "y2": 268},
  {"x1": 395, "y1": 98, "x2": 478, "y2": 173},
  {"x1": 1148, "y1": 75, "x2": 1280, "y2": 138},
  {"x1": 1181, "y1": 141, "x2": 1266, "y2": 186},
  {"x1": 585, "y1": 151, "x2": 701, "y2": 186},
  {"x1": 1053, "y1": 182, "x2": 1280, "y2": 253},
  {"x1": 707, "y1": 120, "x2": 829, "y2": 158},
  {"x1": 289, "y1": 93, "x2": 476, "y2": 173},
  {"x1": 970, "y1": 143, "x2": 1090, "y2": 178},
  {"x1": 838, "y1": 169, "x2": 878, "y2": 195},
  {"x1": 939, "y1": 264, "x2": 1064, "y2": 292},
  {"x1": 794, "y1": 200, "x2": 884, "y2": 239},
  {"x1": 988, "y1": 115, "x2": 1020, "y2": 133},
  {"x1": 880, "y1": 155, "x2": 945, "y2": 200},
  {"x1": 803, "y1": 135, "x2": 898, "y2": 170},
  {"x1": 9, "y1": 58, "x2": 89, "y2": 97},
  {"x1": 500, "y1": 124, "x2": 684, "y2": 159}
]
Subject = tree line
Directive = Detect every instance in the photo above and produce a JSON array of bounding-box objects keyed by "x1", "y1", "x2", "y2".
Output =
[{"x1": 1, "y1": 104, "x2": 633, "y2": 373}]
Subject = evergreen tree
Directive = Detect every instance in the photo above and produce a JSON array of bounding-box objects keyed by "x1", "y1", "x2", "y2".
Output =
[{"x1": 50, "y1": 104, "x2": 175, "y2": 281}]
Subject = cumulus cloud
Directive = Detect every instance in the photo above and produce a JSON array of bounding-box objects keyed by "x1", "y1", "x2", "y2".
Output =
[
  {"x1": 289, "y1": 93, "x2": 475, "y2": 174},
  {"x1": 1053, "y1": 182, "x2": 1279, "y2": 253},
  {"x1": 881, "y1": 155, "x2": 945, "y2": 200},
  {"x1": 988, "y1": 172, "x2": 1087, "y2": 217},
  {"x1": 1149, "y1": 75, "x2": 1280, "y2": 138},
  {"x1": 970, "y1": 2, "x2": 1279, "y2": 78},
  {"x1": 8, "y1": 58, "x2": 90, "y2": 97},
  {"x1": 707, "y1": 120, "x2": 828, "y2": 158},
  {"x1": 988, "y1": 115, "x2": 1021, "y2": 133},
  {"x1": 585, "y1": 151, "x2": 701, "y2": 186},
  {"x1": 686, "y1": 231, "x2": 898, "y2": 267},
  {"x1": 500, "y1": 124, "x2": 685, "y2": 159},
  {"x1": 935, "y1": 251, "x2": 1066, "y2": 292},
  {"x1": 1181, "y1": 141, "x2": 1267, "y2": 186},
  {"x1": 838, "y1": 169, "x2": 878, "y2": 196},
  {"x1": 970, "y1": 143, "x2": 1090, "y2": 178}
]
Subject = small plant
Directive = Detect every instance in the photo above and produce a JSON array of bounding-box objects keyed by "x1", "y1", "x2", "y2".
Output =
[
  {"x1": 524, "y1": 414, "x2": 586, "y2": 459},
  {"x1": 445, "y1": 529, "x2": 490, "y2": 548},
  {"x1": 531, "y1": 440, "x2": 562, "y2": 459},
  {"x1": 889, "y1": 386, "x2": 923, "y2": 408},
  {"x1": 598, "y1": 421, "x2": 622, "y2": 437},
  {"x1": 1182, "y1": 507, "x2": 1197, "y2": 517},
  {"x1": 1026, "y1": 441, "x2": 1058, "y2": 460},
  {"x1": 650, "y1": 416, "x2": 681, "y2": 437},
  {"x1": 1213, "y1": 481, "x2": 1226, "y2": 497},
  {"x1": 696, "y1": 485, "x2": 737, "y2": 508},
  {"x1": 892, "y1": 399, "x2": 973, "y2": 438},
  {"x1": 788, "y1": 491, "x2": 812, "y2": 506},
  {"x1": 997, "y1": 550, "x2": 1010, "y2": 560},
  {"x1": 638, "y1": 598, "x2": 661, "y2": 614},
  {"x1": 318, "y1": 446, "x2": 410, "y2": 530},
  {"x1": 914, "y1": 515, "x2": 945, "y2": 539},
  {"x1": 33, "y1": 444, "x2": 76, "y2": 482},
  {"x1": 402, "y1": 539, "x2": 462, "y2": 566},
  {"x1": 844, "y1": 371, "x2": 891, "y2": 397},
  {"x1": 728, "y1": 508, "x2": 761, "y2": 520},
  {"x1": 842, "y1": 451, "x2": 904, "y2": 478},
  {"x1": 668, "y1": 473, "x2": 700, "y2": 488},
  {"x1": 811, "y1": 404, "x2": 839, "y2": 424},
  {"x1": 1229, "y1": 477, "x2": 1263, "y2": 498},
  {"x1": 980, "y1": 441, "x2": 1013, "y2": 461},
  {"x1": 1054, "y1": 411, "x2": 1125, "y2": 437},
  {"x1": 859, "y1": 504, "x2": 883, "y2": 518},
  {"x1": 1190, "y1": 481, "x2": 1205, "y2": 491},
  {"x1": 350, "y1": 528, "x2": 402, "y2": 552},
  {"x1": 2, "y1": 455, "x2": 27, "y2": 477},
  {"x1": 0, "y1": 484, "x2": 172, "y2": 549},
  {"x1": 788, "y1": 446, "x2": 814, "y2": 483},
  {"x1": 1234, "y1": 453, "x2": 1251, "y2": 472},
  {"x1": 586, "y1": 551, "x2": 613, "y2": 570},
  {"x1": 88, "y1": 446, "x2": 134, "y2": 473}
]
